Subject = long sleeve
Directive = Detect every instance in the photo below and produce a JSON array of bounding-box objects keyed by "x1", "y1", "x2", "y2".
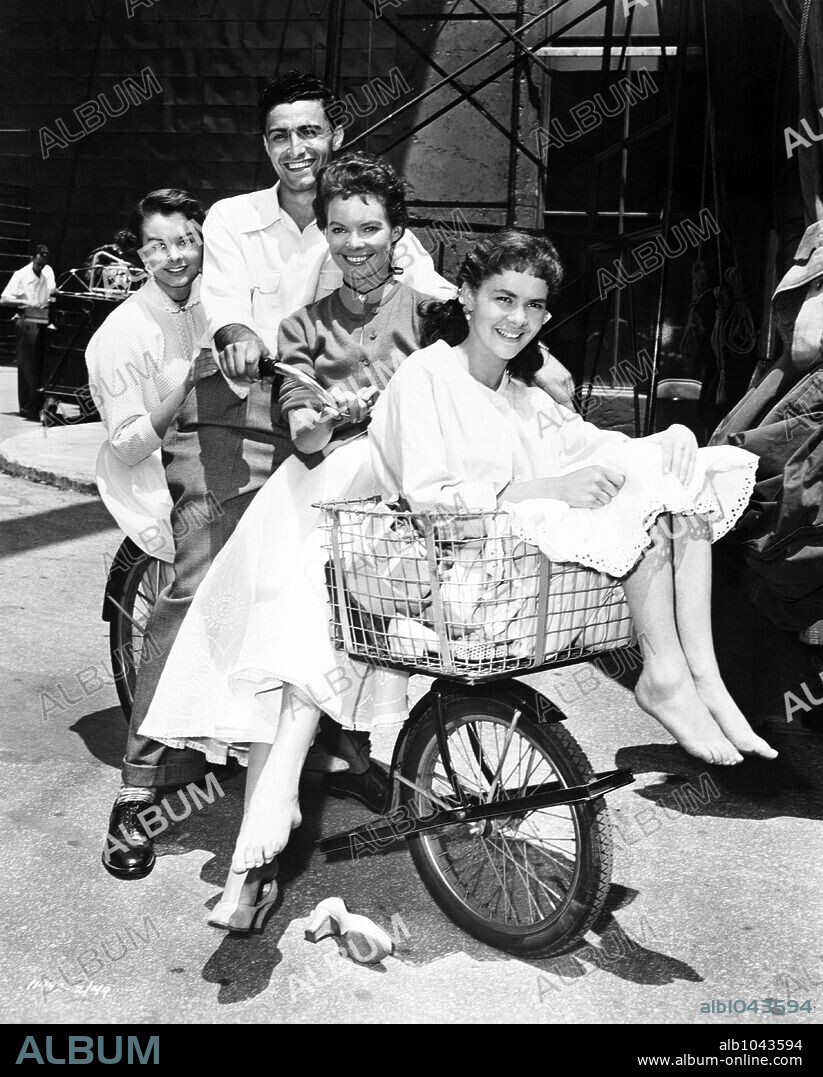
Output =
[
  {"x1": 370, "y1": 359, "x2": 500, "y2": 513},
  {"x1": 85, "y1": 285, "x2": 199, "y2": 467},
  {"x1": 524, "y1": 390, "x2": 630, "y2": 472},
  {"x1": 86, "y1": 319, "x2": 164, "y2": 466},
  {"x1": 201, "y1": 201, "x2": 260, "y2": 342},
  {"x1": 276, "y1": 310, "x2": 317, "y2": 415},
  {"x1": 1, "y1": 268, "x2": 23, "y2": 303}
]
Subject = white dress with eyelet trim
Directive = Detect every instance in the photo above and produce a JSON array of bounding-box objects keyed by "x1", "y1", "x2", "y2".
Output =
[{"x1": 367, "y1": 341, "x2": 759, "y2": 579}]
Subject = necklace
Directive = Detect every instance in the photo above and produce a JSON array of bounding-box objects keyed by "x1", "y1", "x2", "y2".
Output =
[{"x1": 342, "y1": 271, "x2": 396, "y2": 305}]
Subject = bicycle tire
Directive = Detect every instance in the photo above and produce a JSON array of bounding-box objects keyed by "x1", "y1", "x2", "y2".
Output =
[
  {"x1": 107, "y1": 541, "x2": 171, "y2": 721},
  {"x1": 400, "y1": 690, "x2": 613, "y2": 957}
]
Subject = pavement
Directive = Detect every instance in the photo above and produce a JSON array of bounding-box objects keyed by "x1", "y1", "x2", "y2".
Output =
[
  {"x1": 0, "y1": 365, "x2": 104, "y2": 494},
  {"x1": 1, "y1": 362, "x2": 821, "y2": 1027}
]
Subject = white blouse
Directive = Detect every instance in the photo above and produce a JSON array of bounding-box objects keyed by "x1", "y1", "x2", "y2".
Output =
[
  {"x1": 85, "y1": 276, "x2": 209, "y2": 466},
  {"x1": 368, "y1": 340, "x2": 628, "y2": 513}
]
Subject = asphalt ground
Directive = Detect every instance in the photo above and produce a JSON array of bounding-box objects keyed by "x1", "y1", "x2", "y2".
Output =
[{"x1": 1, "y1": 468, "x2": 821, "y2": 1026}]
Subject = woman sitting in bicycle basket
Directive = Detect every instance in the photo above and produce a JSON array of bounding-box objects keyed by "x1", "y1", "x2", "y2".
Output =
[
  {"x1": 367, "y1": 229, "x2": 775, "y2": 772},
  {"x1": 140, "y1": 227, "x2": 775, "y2": 917}
]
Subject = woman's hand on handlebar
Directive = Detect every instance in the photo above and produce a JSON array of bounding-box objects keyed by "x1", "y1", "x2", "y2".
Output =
[{"x1": 327, "y1": 384, "x2": 379, "y2": 424}]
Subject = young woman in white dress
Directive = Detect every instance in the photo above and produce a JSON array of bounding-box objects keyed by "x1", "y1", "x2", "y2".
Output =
[{"x1": 367, "y1": 230, "x2": 776, "y2": 774}]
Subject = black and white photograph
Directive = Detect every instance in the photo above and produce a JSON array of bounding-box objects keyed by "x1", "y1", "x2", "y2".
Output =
[{"x1": 0, "y1": 0, "x2": 821, "y2": 1048}]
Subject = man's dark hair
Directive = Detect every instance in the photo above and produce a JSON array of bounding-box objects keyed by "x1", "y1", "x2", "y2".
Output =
[
  {"x1": 33, "y1": 244, "x2": 49, "y2": 259},
  {"x1": 257, "y1": 70, "x2": 336, "y2": 134},
  {"x1": 120, "y1": 188, "x2": 207, "y2": 251}
]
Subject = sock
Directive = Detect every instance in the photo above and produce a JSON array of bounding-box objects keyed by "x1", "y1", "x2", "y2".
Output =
[{"x1": 115, "y1": 785, "x2": 157, "y2": 806}]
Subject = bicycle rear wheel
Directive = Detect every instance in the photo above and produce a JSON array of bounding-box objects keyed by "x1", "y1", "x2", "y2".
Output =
[
  {"x1": 400, "y1": 690, "x2": 613, "y2": 957},
  {"x1": 106, "y1": 539, "x2": 172, "y2": 720}
]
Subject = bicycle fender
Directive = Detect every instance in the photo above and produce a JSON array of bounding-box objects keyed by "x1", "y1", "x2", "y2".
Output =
[
  {"x1": 387, "y1": 678, "x2": 570, "y2": 808},
  {"x1": 101, "y1": 537, "x2": 144, "y2": 622}
]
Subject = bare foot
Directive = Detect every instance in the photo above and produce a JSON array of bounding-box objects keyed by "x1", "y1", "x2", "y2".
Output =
[
  {"x1": 231, "y1": 793, "x2": 302, "y2": 874},
  {"x1": 635, "y1": 667, "x2": 744, "y2": 766},
  {"x1": 692, "y1": 675, "x2": 778, "y2": 760}
]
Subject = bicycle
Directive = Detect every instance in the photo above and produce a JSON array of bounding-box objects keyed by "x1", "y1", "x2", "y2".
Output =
[{"x1": 317, "y1": 498, "x2": 636, "y2": 958}]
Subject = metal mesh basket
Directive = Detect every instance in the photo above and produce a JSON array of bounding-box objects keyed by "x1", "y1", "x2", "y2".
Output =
[{"x1": 318, "y1": 498, "x2": 635, "y2": 684}]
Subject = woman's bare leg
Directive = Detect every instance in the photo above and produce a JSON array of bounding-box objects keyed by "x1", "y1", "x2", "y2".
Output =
[
  {"x1": 231, "y1": 685, "x2": 321, "y2": 873},
  {"x1": 669, "y1": 513, "x2": 777, "y2": 759},
  {"x1": 218, "y1": 743, "x2": 273, "y2": 906},
  {"x1": 621, "y1": 515, "x2": 743, "y2": 765}
]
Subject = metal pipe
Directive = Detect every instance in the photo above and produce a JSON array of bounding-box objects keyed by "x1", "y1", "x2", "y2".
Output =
[
  {"x1": 643, "y1": 0, "x2": 690, "y2": 436},
  {"x1": 506, "y1": 0, "x2": 526, "y2": 226},
  {"x1": 464, "y1": 0, "x2": 556, "y2": 80},
  {"x1": 348, "y1": 0, "x2": 609, "y2": 150},
  {"x1": 324, "y1": 0, "x2": 346, "y2": 99},
  {"x1": 348, "y1": 0, "x2": 549, "y2": 171}
]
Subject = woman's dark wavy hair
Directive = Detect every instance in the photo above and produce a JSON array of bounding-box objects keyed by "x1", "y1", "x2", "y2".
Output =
[
  {"x1": 313, "y1": 151, "x2": 410, "y2": 234},
  {"x1": 119, "y1": 188, "x2": 207, "y2": 253},
  {"x1": 419, "y1": 229, "x2": 564, "y2": 384}
]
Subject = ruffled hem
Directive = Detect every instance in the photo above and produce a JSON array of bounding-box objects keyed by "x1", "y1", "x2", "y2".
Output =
[
  {"x1": 150, "y1": 736, "x2": 250, "y2": 767},
  {"x1": 505, "y1": 446, "x2": 758, "y2": 577}
]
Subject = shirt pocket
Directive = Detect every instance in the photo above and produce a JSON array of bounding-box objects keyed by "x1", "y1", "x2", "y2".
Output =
[{"x1": 251, "y1": 270, "x2": 282, "y2": 328}]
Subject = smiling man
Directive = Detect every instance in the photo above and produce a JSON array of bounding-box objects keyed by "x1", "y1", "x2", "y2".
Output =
[{"x1": 204, "y1": 70, "x2": 454, "y2": 379}]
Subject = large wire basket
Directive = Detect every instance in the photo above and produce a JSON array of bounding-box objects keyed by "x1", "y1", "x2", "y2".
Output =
[{"x1": 319, "y1": 498, "x2": 635, "y2": 684}]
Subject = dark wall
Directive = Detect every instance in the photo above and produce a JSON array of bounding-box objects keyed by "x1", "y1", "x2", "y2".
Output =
[
  {"x1": 0, "y1": 0, "x2": 472, "y2": 275},
  {"x1": 0, "y1": 0, "x2": 528, "y2": 280}
]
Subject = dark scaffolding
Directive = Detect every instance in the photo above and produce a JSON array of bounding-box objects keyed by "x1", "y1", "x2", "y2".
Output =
[{"x1": 324, "y1": 0, "x2": 711, "y2": 435}]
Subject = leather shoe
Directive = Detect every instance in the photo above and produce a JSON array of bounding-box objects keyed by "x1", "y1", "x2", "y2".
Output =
[
  {"x1": 101, "y1": 799, "x2": 157, "y2": 879},
  {"x1": 323, "y1": 761, "x2": 391, "y2": 814}
]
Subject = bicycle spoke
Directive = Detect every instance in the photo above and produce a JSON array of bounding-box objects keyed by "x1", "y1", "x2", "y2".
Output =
[{"x1": 416, "y1": 711, "x2": 590, "y2": 934}]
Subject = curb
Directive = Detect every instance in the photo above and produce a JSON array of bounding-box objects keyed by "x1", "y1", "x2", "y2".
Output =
[{"x1": 0, "y1": 448, "x2": 100, "y2": 496}]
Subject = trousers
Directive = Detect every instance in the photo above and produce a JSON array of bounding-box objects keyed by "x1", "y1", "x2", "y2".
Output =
[
  {"x1": 122, "y1": 374, "x2": 292, "y2": 787},
  {"x1": 16, "y1": 318, "x2": 45, "y2": 418}
]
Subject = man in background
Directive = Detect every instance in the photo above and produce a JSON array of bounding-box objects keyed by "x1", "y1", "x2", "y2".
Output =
[{"x1": 1, "y1": 243, "x2": 56, "y2": 420}]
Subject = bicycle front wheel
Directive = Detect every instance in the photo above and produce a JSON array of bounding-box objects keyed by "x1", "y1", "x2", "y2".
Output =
[
  {"x1": 400, "y1": 690, "x2": 613, "y2": 957},
  {"x1": 107, "y1": 541, "x2": 172, "y2": 721}
]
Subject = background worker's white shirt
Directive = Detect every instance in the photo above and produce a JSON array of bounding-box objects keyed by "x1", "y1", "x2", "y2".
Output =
[
  {"x1": 201, "y1": 183, "x2": 455, "y2": 397},
  {"x1": 1, "y1": 262, "x2": 56, "y2": 312}
]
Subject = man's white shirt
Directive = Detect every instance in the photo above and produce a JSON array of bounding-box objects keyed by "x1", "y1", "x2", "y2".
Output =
[
  {"x1": 200, "y1": 183, "x2": 456, "y2": 397},
  {"x1": 1, "y1": 262, "x2": 56, "y2": 317}
]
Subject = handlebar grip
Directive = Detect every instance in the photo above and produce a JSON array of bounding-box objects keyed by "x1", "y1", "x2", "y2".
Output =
[{"x1": 257, "y1": 354, "x2": 278, "y2": 380}]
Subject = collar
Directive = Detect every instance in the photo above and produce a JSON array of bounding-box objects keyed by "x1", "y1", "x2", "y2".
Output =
[
  {"x1": 238, "y1": 182, "x2": 321, "y2": 237},
  {"x1": 448, "y1": 343, "x2": 511, "y2": 398},
  {"x1": 332, "y1": 278, "x2": 405, "y2": 316},
  {"x1": 239, "y1": 183, "x2": 283, "y2": 233},
  {"x1": 141, "y1": 273, "x2": 202, "y2": 314}
]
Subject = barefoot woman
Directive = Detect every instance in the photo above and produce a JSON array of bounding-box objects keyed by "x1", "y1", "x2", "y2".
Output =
[{"x1": 368, "y1": 230, "x2": 777, "y2": 768}]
